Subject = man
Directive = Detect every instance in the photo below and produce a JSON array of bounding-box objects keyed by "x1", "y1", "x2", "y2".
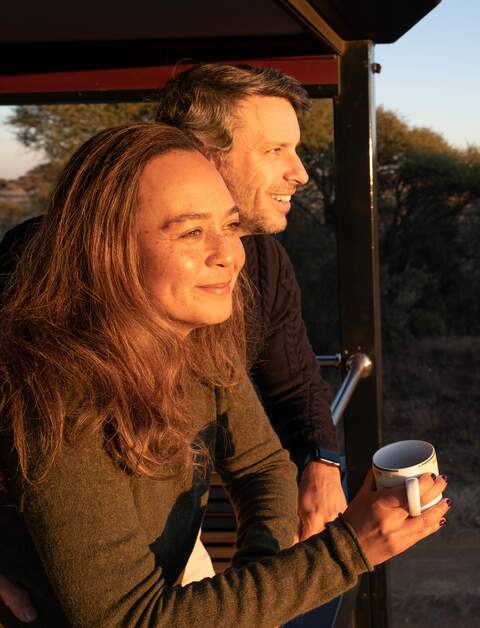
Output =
[
  {"x1": 155, "y1": 64, "x2": 346, "y2": 536},
  {"x1": 0, "y1": 63, "x2": 346, "y2": 622}
]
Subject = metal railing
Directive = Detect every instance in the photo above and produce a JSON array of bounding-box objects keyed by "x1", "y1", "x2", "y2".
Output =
[
  {"x1": 306, "y1": 353, "x2": 373, "y2": 628},
  {"x1": 317, "y1": 352, "x2": 372, "y2": 425}
]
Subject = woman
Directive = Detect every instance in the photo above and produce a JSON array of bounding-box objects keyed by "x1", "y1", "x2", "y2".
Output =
[{"x1": 0, "y1": 123, "x2": 448, "y2": 627}]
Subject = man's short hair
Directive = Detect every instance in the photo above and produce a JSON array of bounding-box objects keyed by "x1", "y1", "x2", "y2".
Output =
[{"x1": 155, "y1": 63, "x2": 311, "y2": 152}]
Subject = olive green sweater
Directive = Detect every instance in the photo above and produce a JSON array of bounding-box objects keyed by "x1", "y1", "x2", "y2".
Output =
[{"x1": 0, "y1": 375, "x2": 371, "y2": 627}]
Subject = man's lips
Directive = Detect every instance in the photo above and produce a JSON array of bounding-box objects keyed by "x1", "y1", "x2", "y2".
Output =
[
  {"x1": 269, "y1": 189, "x2": 297, "y2": 207},
  {"x1": 270, "y1": 193, "x2": 293, "y2": 203}
]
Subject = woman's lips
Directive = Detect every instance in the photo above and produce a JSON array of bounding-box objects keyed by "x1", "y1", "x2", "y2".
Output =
[{"x1": 196, "y1": 282, "x2": 232, "y2": 295}]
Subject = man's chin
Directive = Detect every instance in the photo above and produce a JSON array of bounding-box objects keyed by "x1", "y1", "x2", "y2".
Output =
[
  {"x1": 240, "y1": 212, "x2": 288, "y2": 236},
  {"x1": 262, "y1": 213, "x2": 288, "y2": 235}
]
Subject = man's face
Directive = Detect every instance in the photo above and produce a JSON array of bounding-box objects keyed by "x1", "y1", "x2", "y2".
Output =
[{"x1": 217, "y1": 95, "x2": 309, "y2": 234}]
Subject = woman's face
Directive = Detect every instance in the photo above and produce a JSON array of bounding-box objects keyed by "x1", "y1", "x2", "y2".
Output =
[{"x1": 137, "y1": 150, "x2": 245, "y2": 332}]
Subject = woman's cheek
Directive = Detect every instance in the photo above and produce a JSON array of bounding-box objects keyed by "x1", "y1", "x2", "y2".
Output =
[
  {"x1": 176, "y1": 254, "x2": 200, "y2": 277},
  {"x1": 233, "y1": 237, "x2": 246, "y2": 272}
]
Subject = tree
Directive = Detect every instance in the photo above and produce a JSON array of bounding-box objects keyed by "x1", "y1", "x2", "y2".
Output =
[
  {"x1": 376, "y1": 107, "x2": 480, "y2": 340},
  {"x1": 9, "y1": 103, "x2": 157, "y2": 165},
  {"x1": 287, "y1": 103, "x2": 480, "y2": 346},
  {"x1": 8, "y1": 103, "x2": 157, "y2": 208}
]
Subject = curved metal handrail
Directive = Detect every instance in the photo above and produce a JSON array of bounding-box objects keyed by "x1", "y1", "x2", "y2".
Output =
[
  {"x1": 331, "y1": 353, "x2": 372, "y2": 425},
  {"x1": 310, "y1": 352, "x2": 373, "y2": 628},
  {"x1": 316, "y1": 352, "x2": 373, "y2": 426}
]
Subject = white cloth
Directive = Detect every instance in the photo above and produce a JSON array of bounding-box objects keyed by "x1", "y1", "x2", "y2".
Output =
[{"x1": 180, "y1": 532, "x2": 216, "y2": 585}]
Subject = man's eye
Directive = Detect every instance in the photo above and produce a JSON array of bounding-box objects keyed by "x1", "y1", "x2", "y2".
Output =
[
  {"x1": 225, "y1": 221, "x2": 241, "y2": 231},
  {"x1": 268, "y1": 147, "x2": 282, "y2": 155}
]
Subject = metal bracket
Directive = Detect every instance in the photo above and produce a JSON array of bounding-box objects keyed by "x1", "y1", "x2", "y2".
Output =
[{"x1": 316, "y1": 353, "x2": 342, "y2": 368}]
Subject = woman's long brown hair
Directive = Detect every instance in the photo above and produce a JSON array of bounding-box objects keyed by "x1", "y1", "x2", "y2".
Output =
[{"x1": 0, "y1": 123, "x2": 247, "y2": 485}]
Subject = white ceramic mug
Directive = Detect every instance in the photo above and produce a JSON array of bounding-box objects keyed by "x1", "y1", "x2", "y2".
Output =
[{"x1": 372, "y1": 440, "x2": 442, "y2": 517}]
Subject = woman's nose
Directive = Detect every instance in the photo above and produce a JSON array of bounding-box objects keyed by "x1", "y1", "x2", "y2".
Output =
[{"x1": 206, "y1": 234, "x2": 234, "y2": 267}]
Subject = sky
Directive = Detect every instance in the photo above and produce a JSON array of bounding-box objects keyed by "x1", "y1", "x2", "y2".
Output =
[
  {"x1": 1, "y1": 0, "x2": 478, "y2": 179},
  {"x1": 375, "y1": 0, "x2": 480, "y2": 148}
]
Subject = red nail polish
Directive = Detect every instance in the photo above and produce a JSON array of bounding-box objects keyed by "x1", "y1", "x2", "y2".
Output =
[
  {"x1": 431, "y1": 473, "x2": 437, "y2": 480},
  {"x1": 445, "y1": 498, "x2": 452, "y2": 507},
  {"x1": 439, "y1": 518, "x2": 446, "y2": 526},
  {"x1": 440, "y1": 475, "x2": 448, "y2": 483}
]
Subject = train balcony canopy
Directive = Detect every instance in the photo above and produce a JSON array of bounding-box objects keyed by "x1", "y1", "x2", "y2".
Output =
[{"x1": 1, "y1": 0, "x2": 440, "y2": 103}]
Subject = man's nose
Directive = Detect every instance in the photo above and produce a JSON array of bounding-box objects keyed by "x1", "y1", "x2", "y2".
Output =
[{"x1": 286, "y1": 152, "x2": 309, "y2": 186}]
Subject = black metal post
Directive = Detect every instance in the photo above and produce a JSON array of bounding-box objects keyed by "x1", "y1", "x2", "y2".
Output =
[{"x1": 333, "y1": 40, "x2": 390, "y2": 628}]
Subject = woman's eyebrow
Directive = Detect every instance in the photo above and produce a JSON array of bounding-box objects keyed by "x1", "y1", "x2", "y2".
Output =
[
  {"x1": 161, "y1": 212, "x2": 209, "y2": 228},
  {"x1": 161, "y1": 206, "x2": 240, "y2": 229}
]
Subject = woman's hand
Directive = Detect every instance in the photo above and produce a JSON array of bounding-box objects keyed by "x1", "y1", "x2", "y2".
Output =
[{"x1": 343, "y1": 470, "x2": 450, "y2": 567}]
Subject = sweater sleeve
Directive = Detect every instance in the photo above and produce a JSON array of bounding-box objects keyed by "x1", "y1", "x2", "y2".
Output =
[
  {"x1": 213, "y1": 373, "x2": 299, "y2": 567},
  {"x1": 245, "y1": 235, "x2": 338, "y2": 469},
  {"x1": 19, "y1": 413, "x2": 370, "y2": 627}
]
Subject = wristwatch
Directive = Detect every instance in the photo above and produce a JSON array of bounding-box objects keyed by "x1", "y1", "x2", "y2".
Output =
[{"x1": 302, "y1": 448, "x2": 344, "y2": 472}]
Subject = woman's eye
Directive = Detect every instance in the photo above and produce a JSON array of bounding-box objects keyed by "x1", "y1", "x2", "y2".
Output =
[{"x1": 180, "y1": 228, "x2": 202, "y2": 239}]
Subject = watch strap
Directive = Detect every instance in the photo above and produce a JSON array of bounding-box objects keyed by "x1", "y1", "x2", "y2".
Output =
[{"x1": 302, "y1": 448, "x2": 345, "y2": 472}]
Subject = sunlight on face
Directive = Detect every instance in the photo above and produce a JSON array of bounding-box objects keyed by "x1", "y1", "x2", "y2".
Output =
[
  {"x1": 137, "y1": 150, "x2": 245, "y2": 333},
  {"x1": 218, "y1": 96, "x2": 309, "y2": 234}
]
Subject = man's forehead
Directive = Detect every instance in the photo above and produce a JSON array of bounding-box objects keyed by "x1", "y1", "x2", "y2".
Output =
[
  {"x1": 233, "y1": 95, "x2": 301, "y2": 142},
  {"x1": 235, "y1": 94, "x2": 297, "y2": 120}
]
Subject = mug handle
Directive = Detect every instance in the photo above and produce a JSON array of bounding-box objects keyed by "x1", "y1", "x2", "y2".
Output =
[{"x1": 405, "y1": 477, "x2": 422, "y2": 517}]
